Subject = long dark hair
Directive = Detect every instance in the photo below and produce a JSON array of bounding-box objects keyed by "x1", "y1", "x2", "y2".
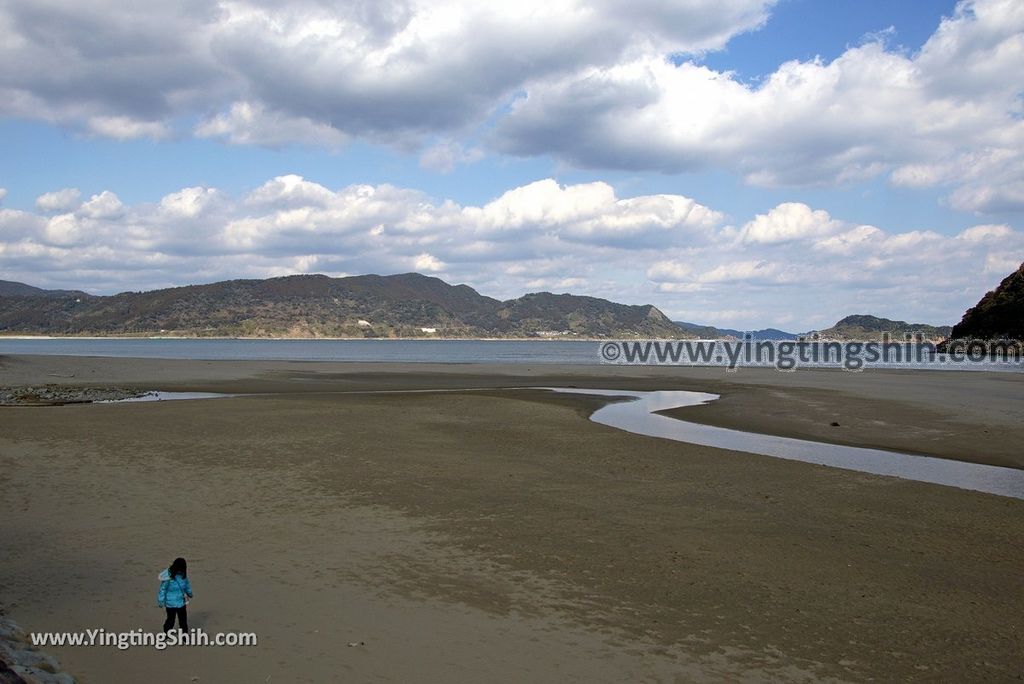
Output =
[{"x1": 169, "y1": 557, "x2": 187, "y2": 579}]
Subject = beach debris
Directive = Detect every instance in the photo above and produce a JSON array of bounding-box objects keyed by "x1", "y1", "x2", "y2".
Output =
[
  {"x1": 830, "y1": 421, "x2": 841, "y2": 427},
  {"x1": 347, "y1": 641, "x2": 365, "y2": 648}
]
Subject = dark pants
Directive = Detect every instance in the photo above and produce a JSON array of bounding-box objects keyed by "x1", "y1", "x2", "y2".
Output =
[{"x1": 163, "y1": 606, "x2": 188, "y2": 633}]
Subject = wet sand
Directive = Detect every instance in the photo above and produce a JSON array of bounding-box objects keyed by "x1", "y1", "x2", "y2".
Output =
[{"x1": 1, "y1": 354, "x2": 1022, "y2": 682}]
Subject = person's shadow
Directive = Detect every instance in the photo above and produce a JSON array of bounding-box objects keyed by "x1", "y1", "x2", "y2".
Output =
[{"x1": 186, "y1": 609, "x2": 210, "y2": 630}]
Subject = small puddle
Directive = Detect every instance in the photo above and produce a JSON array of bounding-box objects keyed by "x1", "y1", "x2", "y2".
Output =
[
  {"x1": 99, "y1": 391, "x2": 235, "y2": 403},
  {"x1": 545, "y1": 388, "x2": 1024, "y2": 500}
]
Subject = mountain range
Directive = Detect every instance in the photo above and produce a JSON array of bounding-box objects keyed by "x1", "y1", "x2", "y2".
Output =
[
  {"x1": 673, "y1": 321, "x2": 801, "y2": 340},
  {"x1": 0, "y1": 280, "x2": 89, "y2": 298},
  {"x1": 673, "y1": 314, "x2": 955, "y2": 341},
  {"x1": 0, "y1": 274, "x2": 686, "y2": 339},
  {"x1": 3, "y1": 269, "x2": 1008, "y2": 341}
]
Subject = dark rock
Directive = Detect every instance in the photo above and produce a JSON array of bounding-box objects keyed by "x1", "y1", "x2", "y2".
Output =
[{"x1": 949, "y1": 262, "x2": 1024, "y2": 342}]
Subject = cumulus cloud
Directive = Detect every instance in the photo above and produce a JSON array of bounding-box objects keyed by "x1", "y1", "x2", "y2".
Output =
[
  {"x1": 195, "y1": 101, "x2": 348, "y2": 148},
  {"x1": 159, "y1": 187, "x2": 223, "y2": 219},
  {"x1": 648, "y1": 259, "x2": 792, "y2": 293},
  {"x1": 649, "y1": 208, "x2": 1009, "y2": 325},
  {"x1": 215, "y1": 177, "x2": 721, "y2": 257},
  {"x1": 0, "y1": 0, "x2": 771, "y2": 148},
  {"x1": 36, "y1": 188, "x2": 82, "y2": 213},
  {"x1": 3, "y1": 175, "x2": 692, "y2": 296},
  {"x1": 1, "y1": 176, "x2": 1019, "y2": 329},
  {"x1": 419, "y1": 140, "x2": 484, "y2": 173},
  {"x1": 496, "y1": 0, "x2": 1024, "y2": 208},
  {"x1": 87, "y1": 116, "x2": 170, "y2": 140},
  {"x1": 948, "y1": 176, "x2": 1024, "y2": 214},
  {"x1": 244, "y1": 175, "x2": 339, "y2": 209},
  {"x1": 466, "y1": 179, "x2": 722, "y2": 247},
  {"x1": 2, "y1": 174, "x2": 727, "y2": 290},
  {"x1": 653, "y1": 214, "x2": 960, "y2": 294},
  {"x1": 694, "y1": 260, "x2": 787, "y2": 284},
  {"x1": 956, "y1": 223, "x2": 1014, "y2": 242},
  {"x1": 79, "y1": 191, "x2": 125, "y2": 220},
  {"x1": 1, "y1": 0, "x2": 1021, "y2": 213},
  {"x1": 740, "y1": 203, "x2": 841, "y2": 244},
  {"x1": 412, "y1": 253, "x2": 445, "y2": 272},
  {"x1": 982, "y1": 252, "x2": 1023, "y2": 275}
]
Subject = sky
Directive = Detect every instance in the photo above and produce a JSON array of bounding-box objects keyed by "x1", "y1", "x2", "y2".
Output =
[{"x1": 1, "y1": 0, "x2": 1022, "y2": 331}]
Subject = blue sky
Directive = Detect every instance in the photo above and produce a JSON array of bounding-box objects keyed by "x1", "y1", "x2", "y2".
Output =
[
  {"x1": 0, "y1": 0, "x2": 1021, "y2": 329},
  {"x1": 699, "y1": 0, "x2": 961, "y2": 79}
]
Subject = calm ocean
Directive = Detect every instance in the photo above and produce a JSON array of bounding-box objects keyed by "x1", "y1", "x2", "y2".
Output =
[
  {"x1": 1, "y1": 338, "x2": 1019, "y2": 370},
  {"x1": 0, "y1": 338, "x2": 602, "y2": 364}
]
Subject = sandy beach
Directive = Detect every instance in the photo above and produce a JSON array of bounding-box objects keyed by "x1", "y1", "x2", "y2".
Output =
[{"x1": 1, "y1": 354, "x2": 1022, "y2": 682}]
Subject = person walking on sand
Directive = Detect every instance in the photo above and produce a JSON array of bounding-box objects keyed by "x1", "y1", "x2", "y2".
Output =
[{"x1": 157, "y1": 557, "x2": 193, "y2": 633}]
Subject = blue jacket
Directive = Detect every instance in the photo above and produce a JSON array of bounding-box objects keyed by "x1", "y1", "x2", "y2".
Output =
[{"x1": 157, "y1": 569, "x2": 193, "y2": 609}]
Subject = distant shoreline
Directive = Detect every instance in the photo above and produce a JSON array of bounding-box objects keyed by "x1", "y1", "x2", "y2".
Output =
[
  {"x1": 0, "y1": 333, "x2": 955, "y2": 343},
  {"x1": 0, "y1": 334, "x2": 614, "y2": 342}
]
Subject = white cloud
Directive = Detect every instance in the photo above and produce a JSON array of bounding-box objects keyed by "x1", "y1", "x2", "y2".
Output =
[
  {"x1": 244, "y1": 175, "x2": 339, "y2": 208},
  {"x1": 0, "y1": 0, "x2": 772, "y2": 147},
  {"x1": 696, "y1": 260, "x2": 784, "y2": 284},
  {"x1": 645, "y1": 199, "x2": 1024, "y2": 326},
  {"x1": 956, "y1": 223, "x2": 1013, "y2": 242},
  {"x1": 41, "y1": 215, "x2": 78, "y2": 246},
  {"x1": 0, "y1": 188, "x2": 6, "y2": 203},
  {"x1": 649, "y1": 258, "x2": 791, "y2": 289},
  {"x1": 740, "y1": 203, "x2": 841, "y2": 244},
  {"x1": 419, "y1": 140, "x2": 484, "y2": 173},
  {"x1": 0, "y1": 206, "x2": 45, "y2": 242},
  {"x1": 159, "y1": 187, "x2": 223, "y2": 219},
  {"x1": 211, "y1": 176, "x2": 722, "y2": 260},
  {"x1": 79, "y1": 191, "x2": 125, "y2": 220},
  {"x1": 949, "y1": 177, "x2": 1024, "y2": 214},
  {"x1": 195, "y1": 101, "x2": 348, "y2": 148},
  {"x1": 1, "y1": 175, "x2": 723, "y2": 296},
  {"x1": 496, "y1": 0, "x2": 1024, "y2": 208},
  {"x1": 983, "y1": 252, "x2": 1022, "y2": 275},
  {"x1": 34, "y1": 190, "x2": 128, "y2": 247},
  {"x1": 35, "y1": 188, "x2": 82, "y2": 213},
  {"x1": 465, "y1": 179, "x2": 722, "y2": 246},
  {"x1": 87, "y1": 116, "x2": 170, "y2": 140},
  {"x1": 646, "y1": 260, "x2": 693, "y2": 282},
  {"x1": 814, "y1": 225, "x2": 885, "y2": 255},
  {"x1": 412, "y1": 253, "x2": 445, "y2": 272}
]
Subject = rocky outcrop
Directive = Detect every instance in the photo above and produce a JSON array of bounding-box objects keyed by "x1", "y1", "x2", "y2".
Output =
[
  {"x1": 812, "y1": 315, "x2": 951, "y2": 341},
  {"x1": 0, "y1": 613, "x2": 74, "y2": 684},
  {"x1": 949, "y1": 262, "x2": 1024, "y2": 341},
  {"x1": 0, "y1": 386, "x2": 147, "y2": 406}
]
